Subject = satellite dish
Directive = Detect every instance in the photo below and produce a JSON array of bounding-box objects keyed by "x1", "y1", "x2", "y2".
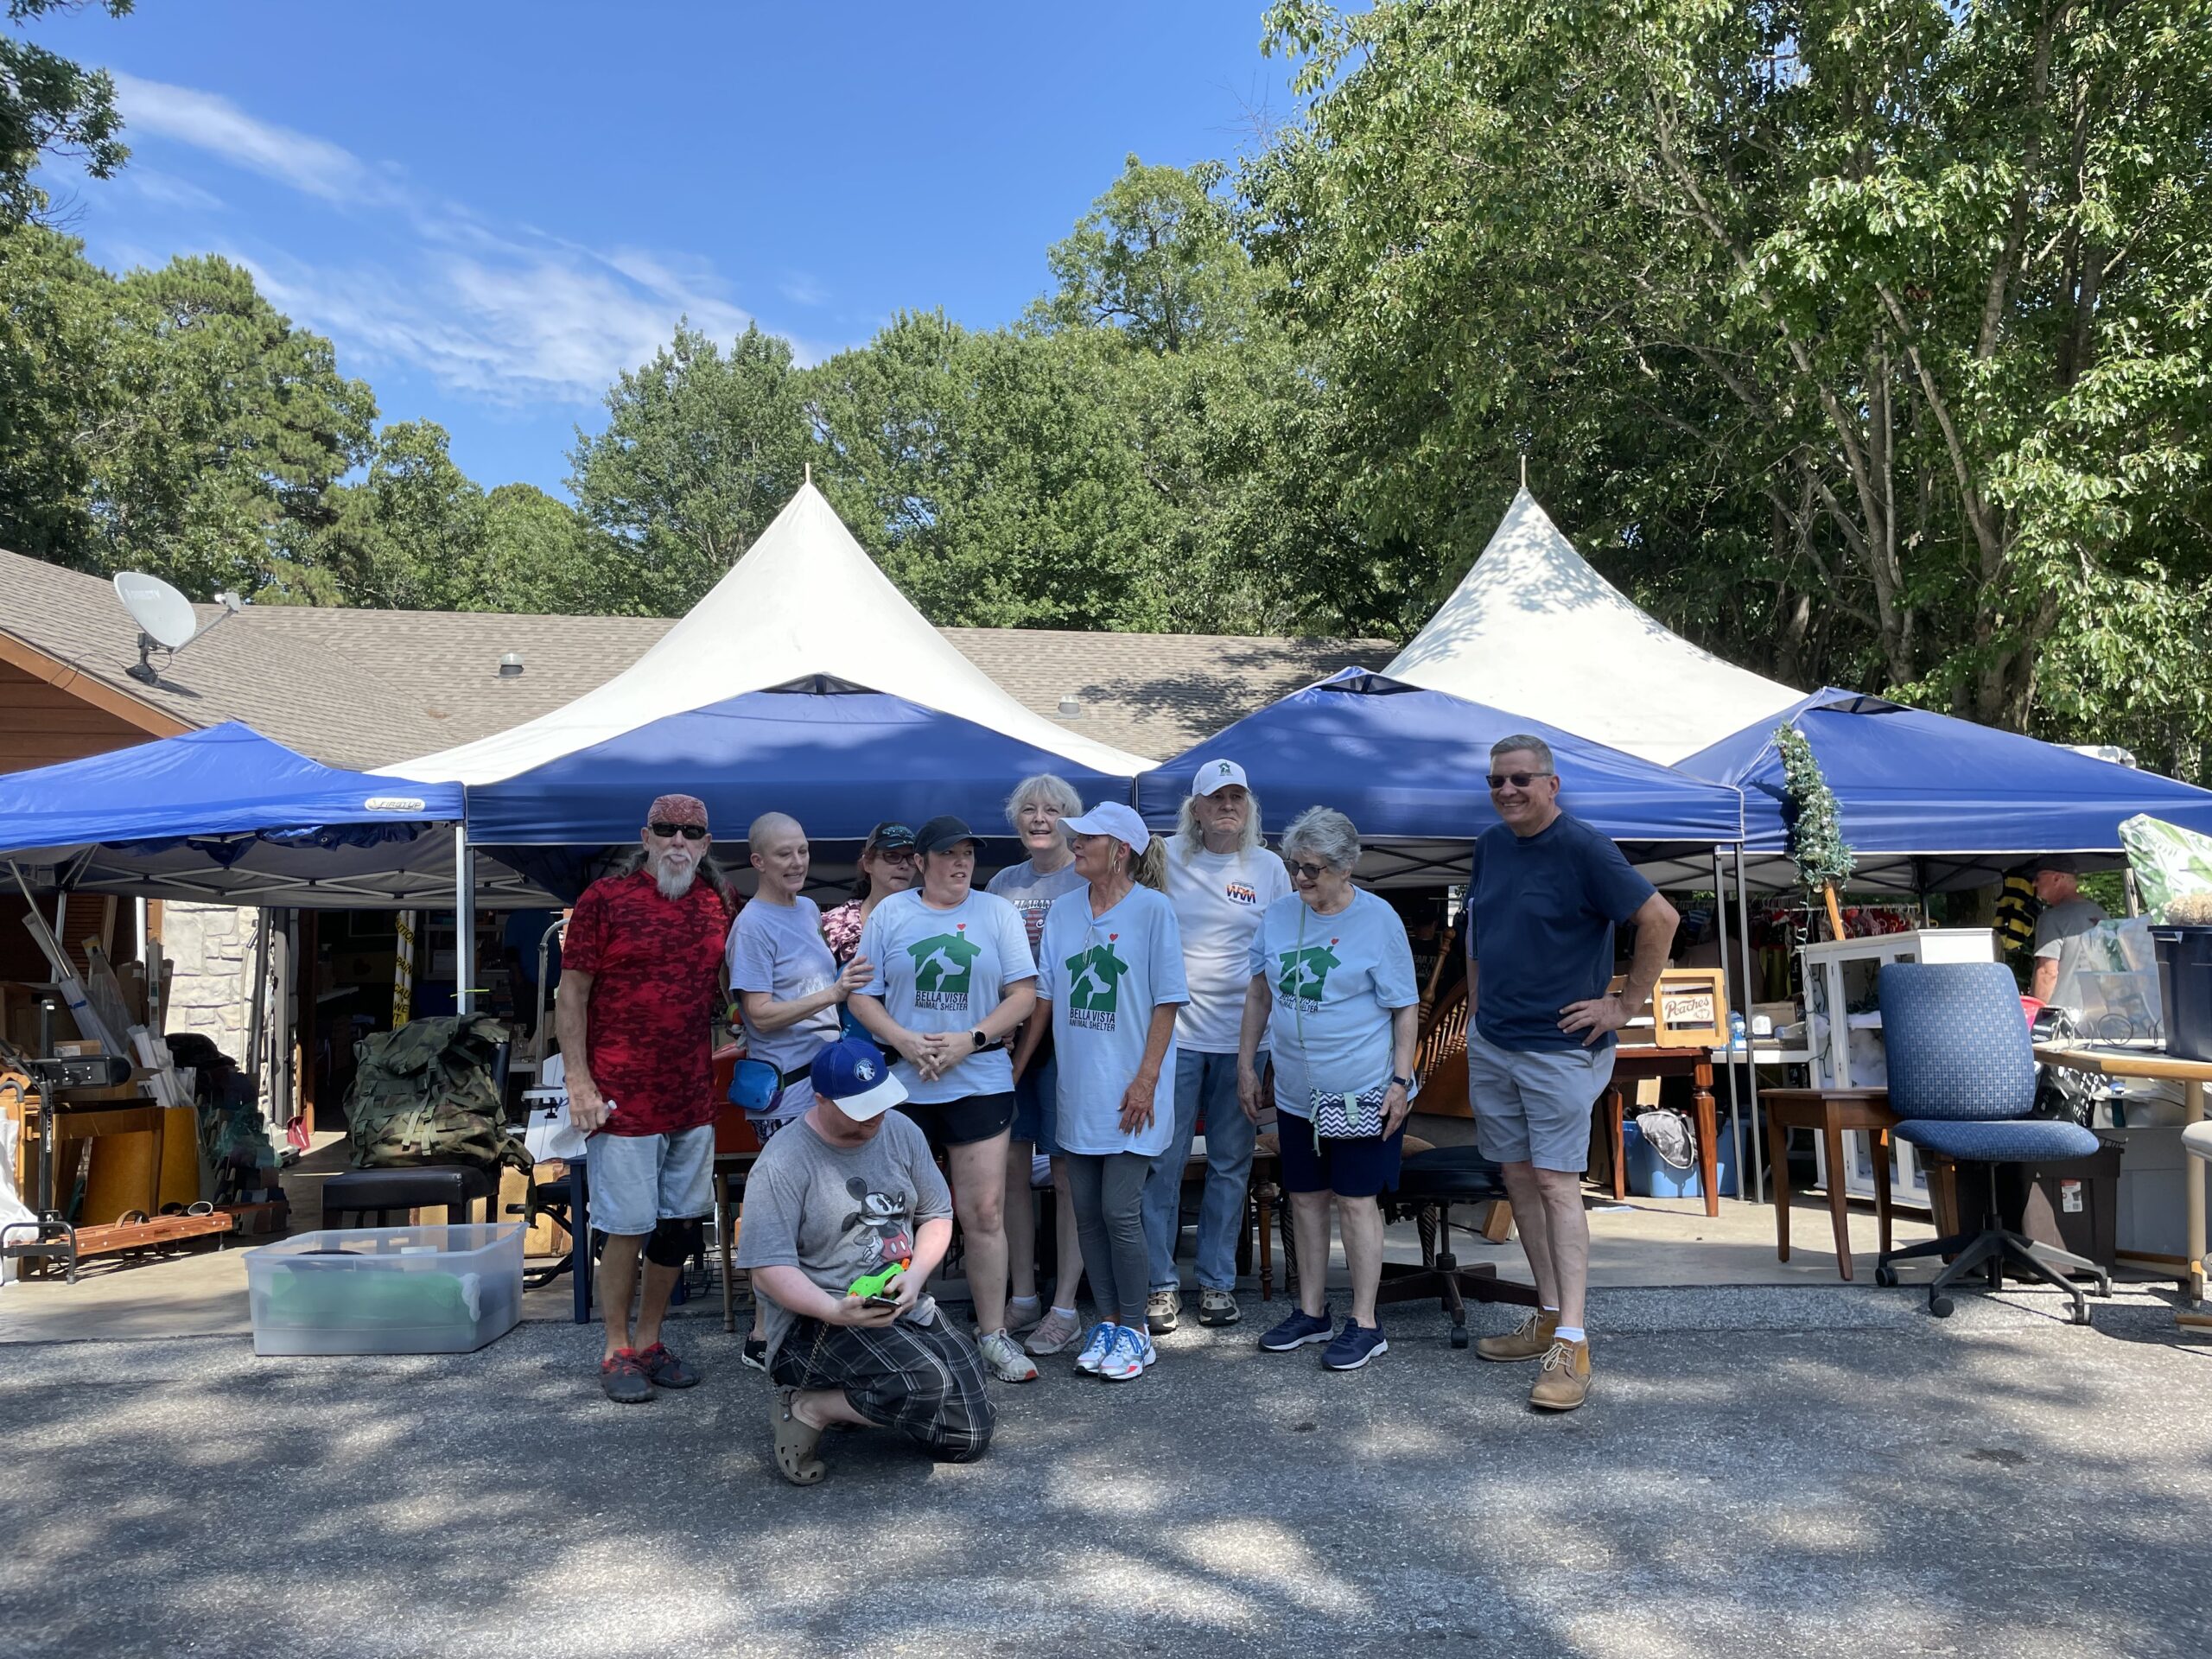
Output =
[{"x1": 111, "y1": 571, "x2": 246, "y2": 685}]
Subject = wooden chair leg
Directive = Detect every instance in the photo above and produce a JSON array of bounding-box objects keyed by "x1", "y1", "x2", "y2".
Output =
[
  {"x1": 1481, "y1": 1198, "x2": 1515, "y2": 1243},
  {"x1": 1255, "y1": 1185, "x2": 1274, "y2": 1300},
  {"x1": 716, "y1": 1171, "x2": 735, "y2": 1334},
  {"x1": 1609, "y1": 1085, "x2": 1628, "y2": 1202},
  {"x1": 1768, "y1": 1112, "x2": 1793, "y2": 1263},
  {"x1": 1821, "y1": 1121, "x2": 1854, "y2": 1281}
]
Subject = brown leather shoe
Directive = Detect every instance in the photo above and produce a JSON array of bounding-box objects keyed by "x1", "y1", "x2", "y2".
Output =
[
  {"x1": 1529, "y1": 1338, "x2": 1591, "y2": 1411},
  {"x1": 1476, "y1": 1308, "x2": 1558, "y2": 1363}
]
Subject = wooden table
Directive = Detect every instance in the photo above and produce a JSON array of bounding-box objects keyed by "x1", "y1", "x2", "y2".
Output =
[
  {"x1": 1759, "y1": 1088, "x2": 1898, "y2": 1281},
  {"x1": 1605, "y1": 1046, "x2": 1720, "y2": 1217},
  {"x1": 2035, "y1": 1041, "x2": 2212, "y2": 1328}
]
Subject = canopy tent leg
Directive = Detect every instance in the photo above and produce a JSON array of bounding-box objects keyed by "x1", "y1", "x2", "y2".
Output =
[
  {"x1": 1734, "y1": 842, "x2": 1765, "y2": 1205},
  {"x1": 454, "y1": 826, "x2": 475, "y2": 1018},
  {"x1": 1713, "y1": 845, "x2": 1744, "y2": 1207}
]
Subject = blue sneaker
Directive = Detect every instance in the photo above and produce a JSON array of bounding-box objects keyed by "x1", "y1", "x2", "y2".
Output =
[
  {"x1": 1258, "y1": 1306, "x2": 1334, "y2": 1352},
  {"x1": 1098, "y1": 1325, "x2": 1155, "y2": 1382},
  {"x1": 1073, "y1": 1321, "x2": 1117, "y2": 1375},
  {"x1": 1322, "y1": 1319, "x2": 1389, "y2": 1371}
]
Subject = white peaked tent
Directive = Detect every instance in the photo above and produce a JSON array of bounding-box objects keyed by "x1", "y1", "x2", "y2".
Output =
[
  {"x1": 1382, "y1": 488, "x2": 1802, "y2": 764},
  {"x1": 380, "y1": 481, "x2": 1156, "y2": 785}
]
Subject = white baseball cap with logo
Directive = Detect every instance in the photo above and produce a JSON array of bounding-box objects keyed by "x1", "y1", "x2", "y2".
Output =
[
  {"x1": 1192, "y1": 759, "x2": 1249, "y2": 798},
  {"x1": 1059, "y1": 800, "x2": 1153, "y2": 854}
]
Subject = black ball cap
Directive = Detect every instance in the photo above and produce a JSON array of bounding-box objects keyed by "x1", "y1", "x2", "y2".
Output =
[{"x1": 913, "y1": 815, "x2": 979, "y2": 855}]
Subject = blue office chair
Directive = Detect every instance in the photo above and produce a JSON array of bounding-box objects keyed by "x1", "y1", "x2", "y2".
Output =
[{"x1": 1873, "y1": 961, "x2": 2113, "y2": 1322}]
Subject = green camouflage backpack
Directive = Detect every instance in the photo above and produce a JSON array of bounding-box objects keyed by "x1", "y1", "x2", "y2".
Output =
[{"x1": 345, "y1": 1014, "x2": 531, "y2": 1173}]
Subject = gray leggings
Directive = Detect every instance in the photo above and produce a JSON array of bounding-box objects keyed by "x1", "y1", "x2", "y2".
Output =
[{"x1": 1064, "y1": 1151, "x2": 1153, "y2": 1328}]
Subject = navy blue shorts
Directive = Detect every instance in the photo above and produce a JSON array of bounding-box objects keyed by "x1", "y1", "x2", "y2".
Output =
[{"x1": 1275, "y1": 1116, "x2": 1405, "y2": 1199}]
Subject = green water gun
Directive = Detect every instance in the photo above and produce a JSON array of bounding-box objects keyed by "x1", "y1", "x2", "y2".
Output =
[{"x1": 849, "y1": 1260, "x2": 910, "y2": 1300}]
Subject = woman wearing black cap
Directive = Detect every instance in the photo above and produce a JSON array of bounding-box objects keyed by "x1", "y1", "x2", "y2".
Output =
[
  {"x1": 849, "y1": 815, "x2": 1040, "y2": 1384},
  {"x1": 821, "y1": 822, "x2": 918, "y2": 966}
]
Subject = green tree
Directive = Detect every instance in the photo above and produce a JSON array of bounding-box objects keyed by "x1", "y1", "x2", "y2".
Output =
[
  {"x1": 0, "y1": 222, "x2": 108, "y2": 560},
  {"x1": 315, "y1": 420, "x2": 486, "y2": 610},
  {"x1": 3, "y1": 0, "x2": 131, "y2": 226},
  {"x1": 567, "y1": 321, "x2": 810, "y2": 614},
  {"x1": 478, "y1": 482, "x2": 626, "y2": 615},
  {"x1": 1254, "y1": 0, "x2": 2212, "y2": 766}
]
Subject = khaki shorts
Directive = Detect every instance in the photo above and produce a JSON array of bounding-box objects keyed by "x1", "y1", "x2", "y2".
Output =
[{"x1": 1465, "y1": 1026, "x2": 1616, "y2": 1173}]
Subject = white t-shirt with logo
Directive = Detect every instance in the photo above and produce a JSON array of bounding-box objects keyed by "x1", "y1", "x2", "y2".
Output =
[
  {"x1": 1036, "y1": 885, "x2": 1188, "y2": 1157},
  {"x1": 986, "y1": 857, "x2": 1088, "y2": 964},
  {"x1": 1248, "y1": 889, "x2": 1418, "y2": 1119},
  {"x1": 724, "y1": 894, "x2": 840, "y2": 1087},
  {"x1": 1165, "y1": 835, "x2": 1291, "y2": 1053},
  {"x1": 857, "y1": 887, "x2": 1036, "y2": 1104}
]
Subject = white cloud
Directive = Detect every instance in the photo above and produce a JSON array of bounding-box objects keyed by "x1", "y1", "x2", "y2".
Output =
[
  {"x1": 779, "y1": 270, "x2": 829, "y2": 307},
  {"x1": 109, "y1": 74, "x2": 777, "y2": 406},
  {"x1": 116, "y1": 165, "x2": 226, "y2": 213}
]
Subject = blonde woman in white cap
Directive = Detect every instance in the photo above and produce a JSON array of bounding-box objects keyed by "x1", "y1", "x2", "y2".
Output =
[
  {"x1": 1141, "y1": 758, "x2": 1289, "y2": 1332},
  {"x1": 1011, "y1": 801, "x2": 1186, "y2": 1382}
]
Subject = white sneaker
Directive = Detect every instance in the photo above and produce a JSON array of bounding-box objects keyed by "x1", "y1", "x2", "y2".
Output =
[
  {"x1": 1073, "y1": 1321, "x2": 1117, "y2": 1375},
  {"x1": 1098, "y1": 1325, "x2": 1156, "y2": 1382},
  {"x1": 1146, "y1": 1287, "x2": 1181, "y2": 1332},
  {"x1": 977, "y1": 1329, "x2": 1038, "y2": 1383}
]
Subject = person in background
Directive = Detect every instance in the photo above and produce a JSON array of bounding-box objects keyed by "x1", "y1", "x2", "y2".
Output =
[
  {"x1": 819, "y1": 822, "x2": 918, "y2": 967},
  {"x1": 738, "y1": 1036, "x2": 992, "y2": 1485},
  {"x1": 1013, "y1": 802, "x2": 1185, "y2": 1382},
  {"x1": 559, "y1": 793, "x2": 732, "y2": 1402},
  {"x1": 1465, "y1": 734, "x2": 1678, "y2": 1413},
  {"x1": 727, "y1": 811, "x2": 874, "y2": 1370},
  {"x1": 987, "y1": 773, "x2": 1091, "y2": 1355},
  {"x1": 1146, "y1": 759, "x2": 1289, "y2": 1332},
  {"x1": 2030, "y1": 855, "x2": 2107, "y2": 1007},
  {"x1": 849, "y1": 815, "x2": 1040, "y2": 1385},
  {"x1": 1240, "y1": 807, "x2": 1418, "y2": 1374}
]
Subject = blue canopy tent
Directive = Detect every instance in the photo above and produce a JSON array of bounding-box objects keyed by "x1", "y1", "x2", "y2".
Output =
[
  {"x1": 0, "y1": 721, "x2": 501, "y2": 908},
  {"x1": 1677, "y1": 689, "x2": 2212, "y2": 892},
  {"x1": 464, "y1": 678, "x2": 1130, "y2": 899},
  {"x1": 1134, "y1": 670, "x2": 1745, "y2": 887}
]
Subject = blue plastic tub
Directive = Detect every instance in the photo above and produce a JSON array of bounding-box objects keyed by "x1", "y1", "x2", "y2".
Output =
[{"x1": 1622, "y1": 1115, "x2": 1738, "y2": 1199}]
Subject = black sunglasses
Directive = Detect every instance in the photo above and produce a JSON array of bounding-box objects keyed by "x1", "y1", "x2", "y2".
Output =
[
  {"x1": 648, "y1": 821, "x2": 709, "y2": 841},
  {"x1": 1287, "y1": 860, "x2": 1331, "y2": 881},
  {"x1": 1486, "y1": 771, "x2": 1552, "y2": 791}
]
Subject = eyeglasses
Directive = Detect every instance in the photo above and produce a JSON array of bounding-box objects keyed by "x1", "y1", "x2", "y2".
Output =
[
  {"x1": 648, "y1": 821, "x2": 709, "y2": 841},
  {"x1": 1485, "y1": 771, "x2": 1553, "y2": 791},
  {"x1": 1287, "y1": 861, "x2": 1331, "y2": 881}
]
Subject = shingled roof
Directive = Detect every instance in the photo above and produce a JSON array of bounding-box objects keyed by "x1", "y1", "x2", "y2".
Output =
[{"x1": 0, "y1": 547, "x2": 1389, "y2": 771}]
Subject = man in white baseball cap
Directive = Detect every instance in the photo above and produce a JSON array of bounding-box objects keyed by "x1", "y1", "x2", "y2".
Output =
[
  {"x1": 737, "y1": 1036, "x2": 994, "y2": 1484},
  {"x1": 1144, "y1": 756, "x2": 1287, "y2": 1330}
]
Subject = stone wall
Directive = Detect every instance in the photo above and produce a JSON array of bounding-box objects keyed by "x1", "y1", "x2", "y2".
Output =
[{"x1": 156, "y1": 903, "x2": 261, "y2": 1070}]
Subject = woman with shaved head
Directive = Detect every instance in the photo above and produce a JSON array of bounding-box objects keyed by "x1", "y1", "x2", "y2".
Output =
[{"x1": 726, "y1": 810, "x2": 874, "y2": 1369}]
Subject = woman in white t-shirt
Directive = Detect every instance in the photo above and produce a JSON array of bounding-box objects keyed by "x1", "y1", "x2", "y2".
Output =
[
  {"x1": 1146, "y1": 759, "x2": 1290, "y2": 1333},
  {"x1": 850, "y1": 815, "x2": 1040, "y2": 1385},
  {"x1": 986, "y1": 773, "x2": 1091, "y2": 1357},
  {"x1": 1013, "y1": 802, "x2": 1186, "y2": 1384}
]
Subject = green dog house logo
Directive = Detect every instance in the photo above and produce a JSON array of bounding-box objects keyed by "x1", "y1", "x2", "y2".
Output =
[
  {"x1": 1064, "y1": 935, "x2": 1129, "y2": 1029},
  {"x1": 908, "y1": 926, "x2": 982, "y2": 1008},
  {"x1": 1276, "y1": 940, "x2": 1341, "y2": 1006}
]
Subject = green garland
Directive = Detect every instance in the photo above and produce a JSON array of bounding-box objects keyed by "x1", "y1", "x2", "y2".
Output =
[{"x1": 1777, "y1": 722, "x2": 1855, "y2": 897}]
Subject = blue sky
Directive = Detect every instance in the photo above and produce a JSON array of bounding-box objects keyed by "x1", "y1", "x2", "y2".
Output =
[{"x1": 29, "y1": 2, "x2": 1292, "y2": 496}]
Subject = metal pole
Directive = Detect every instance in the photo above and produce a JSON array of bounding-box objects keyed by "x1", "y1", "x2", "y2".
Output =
[
  {"x1": 1713, "y1": 845, "x2": 1744, "y2": 1206},
  {"x1": 454, "y1": 826, "x2": 475, "y2": 1018},
  {"x1": 1734, "y1": 842, "x2": 1765, "y2": 1205}
]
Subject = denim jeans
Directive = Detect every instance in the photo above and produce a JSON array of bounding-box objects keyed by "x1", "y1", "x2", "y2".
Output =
[{"x1": 1143, "y1": 1048, "x2": 1262, "y2": 1292}]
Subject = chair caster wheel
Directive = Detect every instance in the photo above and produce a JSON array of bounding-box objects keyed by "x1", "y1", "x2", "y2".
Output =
[
  {"x1": 1873, "y1": 1266, "x2": 1897, "y2": 1288},
  {"x1": 1928, "y1": 1295, "x2": 1954, "y2": 1319},
  {"x1": 1450, "y1": 1327, "x2": 1469, "y2": 1349},
  {"x1": 2092, "y1": 1279, "x2": 2113, "y2": 1299},
  {"x1": 2070, "y1": 1304, "x2": 2094, "y2": 1326}
]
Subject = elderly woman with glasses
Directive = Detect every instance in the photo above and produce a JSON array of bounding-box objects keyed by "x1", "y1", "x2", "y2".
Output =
[{"x1": 1237, "y1": 806, "x2": 1418, "y2": 1373}]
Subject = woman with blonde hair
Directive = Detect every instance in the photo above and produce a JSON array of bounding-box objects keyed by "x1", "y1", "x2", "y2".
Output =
[{"x1": 987, "y1": 774, "x2": 1092, "y2": 1354}]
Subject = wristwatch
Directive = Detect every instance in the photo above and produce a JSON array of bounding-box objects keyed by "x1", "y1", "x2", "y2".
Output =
[
  {"x1": 970, "y1": 1028, "x2": 991, "y2": 1051},
  {"x1": 1390, "y1": 1073, "x2": 1415, "y2": 1090}
]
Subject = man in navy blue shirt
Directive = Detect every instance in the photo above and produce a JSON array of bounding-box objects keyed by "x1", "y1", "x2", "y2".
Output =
[{"x1": 1465, "y1": 734, "x2": 1677, "y2": 1412}]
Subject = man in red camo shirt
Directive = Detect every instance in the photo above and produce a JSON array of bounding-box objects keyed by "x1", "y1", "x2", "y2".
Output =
[{"x1": 559, "y1": 793, "x2": 733, "y2": 1402}]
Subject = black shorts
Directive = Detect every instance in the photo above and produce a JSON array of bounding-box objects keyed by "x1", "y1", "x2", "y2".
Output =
[
  {"x1": 896, "y1": 1091, "x2": 1016, "y2": 1151},
  {"x1": 1276, "y1": 1116, "x2": 1406, "y2": 1198}
]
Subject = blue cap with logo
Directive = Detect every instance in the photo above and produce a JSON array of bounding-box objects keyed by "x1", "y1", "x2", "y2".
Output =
[{"x1": 809, "y1": 1035, "x2": 908, "y2": 1121}]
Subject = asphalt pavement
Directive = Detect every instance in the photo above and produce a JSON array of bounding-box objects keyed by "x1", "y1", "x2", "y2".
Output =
[{"x1": 3, "y1": 1285, "x2": 2209, "y2": 1658}]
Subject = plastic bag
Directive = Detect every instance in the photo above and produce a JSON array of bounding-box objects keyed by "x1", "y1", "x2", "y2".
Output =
[
  {"x1": 2051, "y1": 917, "x2": 2165, "y2": 1044},
  {"x1": 2120, "y1": 814, "x2": 2212, "y2": 922}
]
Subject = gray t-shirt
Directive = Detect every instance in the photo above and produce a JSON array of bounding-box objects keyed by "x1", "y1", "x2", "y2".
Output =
[
  {"x1": 724, "y1": 894, "x2": 841, "y2": 1084},
  {"x1": 2034, "y1": 895, "x2": 2108, "y2": 993},
  {"x1": 987, "y1": 858, "x2": 1088, "y2": 963},
  {"x1": 733, "y1": 1111, "x2": 952, "y2": 1367}
]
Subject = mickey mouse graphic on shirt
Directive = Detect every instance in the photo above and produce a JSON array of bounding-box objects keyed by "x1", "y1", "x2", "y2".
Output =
[{"x1": 839, "y1": 1176, "x2": 915, "y2": 1272}]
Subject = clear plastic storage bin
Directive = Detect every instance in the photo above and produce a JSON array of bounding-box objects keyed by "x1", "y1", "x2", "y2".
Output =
[{"x1": 245, "y1": 1223, "x2": 524, "y2": 1356}]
